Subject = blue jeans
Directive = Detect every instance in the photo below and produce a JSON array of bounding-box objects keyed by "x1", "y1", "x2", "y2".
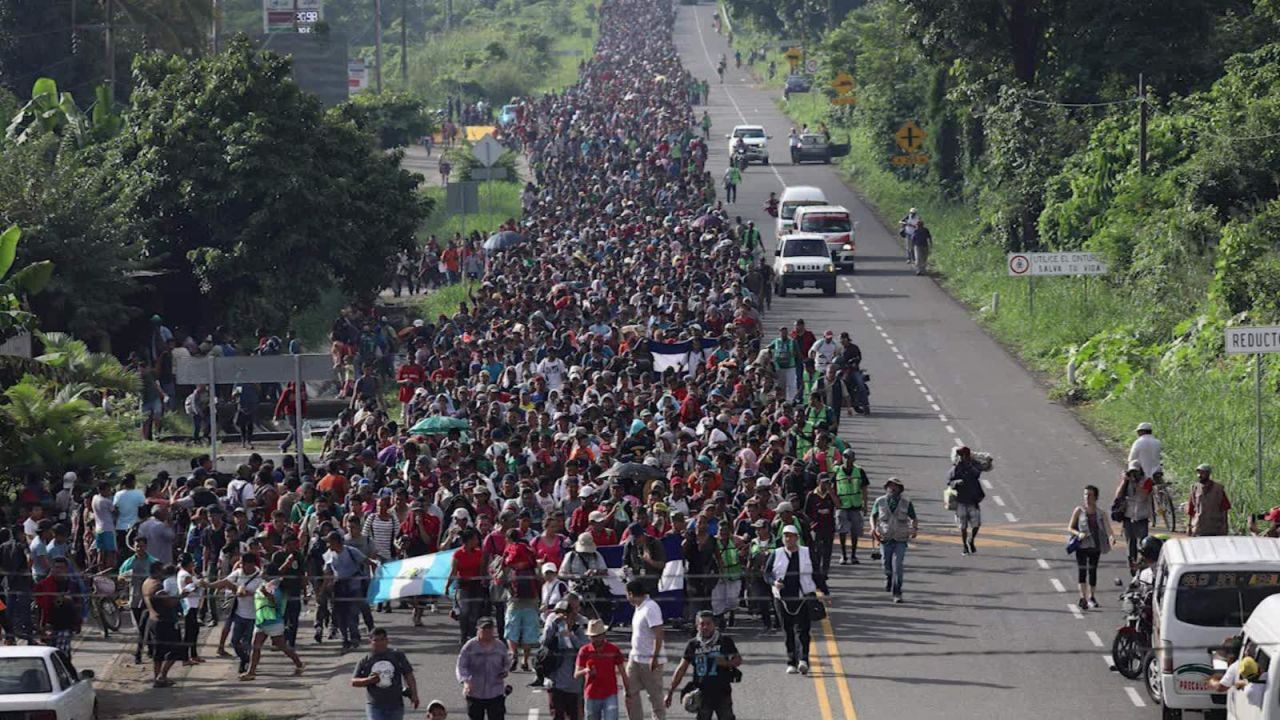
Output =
[
  {"x1": 881, "y1": 540, "x2": 908, "y2": 596},
  {"x1": 366, "y1": 706, "x2": 404, "y2": 720},
  {"x1": 229, "y1": 615, "x2": 255, "y2": 672},
  {"x1": 585, "y1": 694, "x2": 619, "y2": 720}
]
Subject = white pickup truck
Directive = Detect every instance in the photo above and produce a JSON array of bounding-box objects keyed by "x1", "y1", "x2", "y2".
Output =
[{"x1": 773, "y1": 233, "x2": 837, "y2": 296}]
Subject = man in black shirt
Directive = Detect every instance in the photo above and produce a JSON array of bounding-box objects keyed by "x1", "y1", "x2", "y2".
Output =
[
  {"x1": 665, "y1": 611, "x2": 741, "y2": 719},
  {"x1": 270, "y1": 540, "x2": 306, "y2": 647},
  {"x1": 352, "y1": 627, "x2": 419, "y2": 719}
]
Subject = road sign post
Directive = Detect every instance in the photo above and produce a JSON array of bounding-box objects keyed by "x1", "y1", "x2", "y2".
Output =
[
  {"x1": 1225, "y1": 326, "x2": 1280, "y2": 496},
  {"x1": 1006, "y1": 252, "x2": 1108, "y2": 319}
]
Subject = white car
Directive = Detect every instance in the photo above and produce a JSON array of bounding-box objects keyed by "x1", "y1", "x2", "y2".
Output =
[
  {"x1": 0, "y1": 646, "x2": 97, "y2": 720},
  {"x1": 773, "y1": 233, "x2": 837, "y2": 296},
  {"x1": 726, "y1": 125, "x2": 769, "y2": 165}
]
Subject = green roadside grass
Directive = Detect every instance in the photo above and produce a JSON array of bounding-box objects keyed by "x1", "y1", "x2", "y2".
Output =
[
  {"x1": 730, "y1": 12, "x2": 1280, "y2": 520},
  {"x1": 420, "y1": 183, "x2": 523, "y2": 241}
]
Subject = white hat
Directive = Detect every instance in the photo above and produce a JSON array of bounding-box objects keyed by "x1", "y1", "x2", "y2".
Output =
[
  {"x1": 541, "y1": 562, "x2": 558, "y2": 575},
  {"x1": 588, "y1": 510, "x2": 607, "y2": 523},
  {"x1": 781, "y1": 525, "x2": 800, "y2": 536},
  {"x1": 755, "y1": 477, "x2": 772, "y2": 489},
  {"x1": 452, "y1": 508, "x2": 469, "y2": 520},
  {"x1": 1136, "y1": 422, "x2": 1153, "y2": 432},
  {"x1": 580, "y1": 484, "x2": 597, "y2": 497},
  {"x1": 776, "y1": 501, "x2": 793, "y2": 513},
  {"x1": 574, "y1": 533, "x2": 597, "y2": 553}
]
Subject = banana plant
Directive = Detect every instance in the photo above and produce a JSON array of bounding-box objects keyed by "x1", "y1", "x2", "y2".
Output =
[
  {"x1": 0, "y1": 225, "x2": 55, "y2": 345},
  {"x1": 5, "y1": 78, "x2": 122, "y2": 147}
]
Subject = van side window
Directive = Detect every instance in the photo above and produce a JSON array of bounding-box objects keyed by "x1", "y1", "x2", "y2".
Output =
[{"x1": 1256, "y1": 648, "x2": 1271, "y2": 677}]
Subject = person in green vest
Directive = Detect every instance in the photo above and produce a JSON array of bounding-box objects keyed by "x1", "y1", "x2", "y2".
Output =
[
  {"x1": 739, "y1": 220, "x2": 763, "y2": 260},
  {"x1": 834, "y1": 453, "x2": 871, "y2": 565},
  {"x1": 771, "y1": 502, "x2": 811, "y2": 547},
  {"x1": 711, "y1": 522, "x2": 744, "y2": 627},
  {"x1": 796, "y1": 390, "x2": 833, "y2": 457},
  {"x1": 722, "y1": 164, "x2": 742, "y2": 203},
  {"x1": 701, "y1": 110, "x2": 712, "y2": 139},
  {"x1": 768, "y1": 327, "x2": 799, "y2": 401},
  {"x1": 240, "y1": 566, "x2": 305, "y2": 681},
  {"x1": 746, "y1": 519, "x2": 776, "y2": 631}
]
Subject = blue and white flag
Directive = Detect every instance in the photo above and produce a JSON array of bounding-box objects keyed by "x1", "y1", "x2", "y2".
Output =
[
  {"x1": 366, "y1": 548, "x2": 457, "y2": 604},
  {"x1": 598, "y1": 534, "x2": 686, "y2": 625},
  {"x1": 647, "y1": 338, "x2": 719, "y2": 374}
]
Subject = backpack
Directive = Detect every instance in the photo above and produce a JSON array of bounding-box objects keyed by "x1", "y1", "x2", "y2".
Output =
[{"x1": 533, "y1": 622, "x2": 563, "y2": 676}]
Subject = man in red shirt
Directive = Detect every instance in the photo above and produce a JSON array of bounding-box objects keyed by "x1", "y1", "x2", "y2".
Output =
[
  {"x1": 396, "y1": 356, "x2": 426, "y2": 424},
  {"x1": 588, "y1": 510, "x2": 618, "y2": 548},
  {"x1": 575, "y1": 619, "x2": 631, "y2": 717}
]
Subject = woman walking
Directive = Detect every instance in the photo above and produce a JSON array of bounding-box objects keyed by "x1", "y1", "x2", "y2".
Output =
[
  {"x1": 176, "y1": 553, "x2": 206, "y2": 664},
  {"x1": 1068, "y1": 485, "x2": 1115, "y2": 610}
]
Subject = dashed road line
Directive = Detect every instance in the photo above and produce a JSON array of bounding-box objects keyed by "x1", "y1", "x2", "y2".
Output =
[
  {"x1": 1086, "y1": 631, "x2": 1104, "y2": 648},
  {"x1": 924, "y1": 394, "x2": 934, "y2": 402},
  {"x1": 953, "y1": 437, "x2": 964, "y2": 446},
  {"x1": 935, "y1": 411, "x2": 945, "y2": 418},
  {"x1": 1124, "y1": 688, "x2": 1146, "y2": 707},
  {"x1": 1037, "y1": 558, "x2": 1051, "y2": 570},
  {"x1": 917, "y1": 386, "x2": 928, "y2": 393},
  {"x1": 1005, "y1": 512, "x2": 1019, "y2": 522},
  {"x1": 901, "y1": 362, "x2": 910, "y2": 369},
  {"x1": 992, "y1": 496, "x2": 1006, "y2": 507},
  {"x1": 1050, "y1": 578, "x2": 1066, "y2": 593},
  {"x1": 1067, "y1": 603, "x2": 1083, "y2": 619},
  {"x1": 912, "y1": 378, "x2": 922, "y2": 385},
  {"x1": 944, "y1": 424, "x2": 955, "y2": 433},
  {"x1": 907, "y1": 370, "x2": 917, "y2": 377},
  {"x1": 980, "y1": 478, "x2": 993, "y2": 489}
]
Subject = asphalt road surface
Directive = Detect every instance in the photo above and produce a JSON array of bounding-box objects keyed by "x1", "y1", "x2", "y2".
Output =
[{"x1": 89, "y1": 8, "x2": 1160, "y2": 719}]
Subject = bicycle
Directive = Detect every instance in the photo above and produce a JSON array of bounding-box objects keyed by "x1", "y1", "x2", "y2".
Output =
[
  {"x1": 87, "y1": 571, "x2": 126, "y2": 636},
  {"x1": 1152, "y1": 481, "x2": 1178, "y2": 533}
]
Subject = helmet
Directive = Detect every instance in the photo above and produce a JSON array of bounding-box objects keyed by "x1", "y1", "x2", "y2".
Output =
[
  {"x1": 681, "y1": 687, "x2": 702, "y2": 713},
  {"x1": 1139, "y1": 536, "x2": 1164, "y2": 562}
]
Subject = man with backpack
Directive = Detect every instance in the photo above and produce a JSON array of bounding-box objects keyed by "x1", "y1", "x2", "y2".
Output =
[
  {"x1": 664, "y1": 611, "x2": 742, "y2": 720},
  {"x1": 539, "y1": 598, "x2": 587, "y2": 718}
]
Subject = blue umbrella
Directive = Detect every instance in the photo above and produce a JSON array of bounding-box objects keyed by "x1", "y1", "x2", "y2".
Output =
[{"x1": 483, "y1": 230, "x2": 526, "y2": 252}]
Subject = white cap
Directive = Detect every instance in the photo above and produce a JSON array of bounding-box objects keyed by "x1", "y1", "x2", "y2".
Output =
[
  {"x1": 541, "y1": 562, "x2": 558, "y2": 574},
  {"x1": 1136, "y1": 422, "x2": 1153, "y2": 432},
  {"x1": 781, "y1": 525, "x2": 800, "y2": 536}
]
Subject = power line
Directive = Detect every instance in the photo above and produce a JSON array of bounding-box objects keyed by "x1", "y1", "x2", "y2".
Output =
[{"x1": 1022, "y1": 96, "x2": 1142, "y2": 109}]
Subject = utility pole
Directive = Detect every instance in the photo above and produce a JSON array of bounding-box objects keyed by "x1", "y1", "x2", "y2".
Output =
[
  {"x1": 400, "y1": 0, "x2": 407, "y2": 82},
  {"x1": 211, "y1": 0, "x2": 221, "y2": 53},
  {"x1": 104, "y1": 0, "x2": 115, "y2": 98},
  {"x1": 445, "y1": 0, "x2": 452, "y2": 32},
  {"x1": 1138, "y1": 73, "x2": 1148, "y2": 175},
  {"x1": 374, "y1": 0, "x2": 383, "y2": 92}
]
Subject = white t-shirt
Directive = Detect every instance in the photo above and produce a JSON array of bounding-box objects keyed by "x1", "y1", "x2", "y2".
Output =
[
  {"x1": 225, "y1": 568, "x2": 263, "y2": 620},
  {"x1": 92, "y1": 494, "x2": 116, "y2": 534},
  {"x1": 178, "y1": 568, "x2": 203, "y2": 611},
  {"x1": 629, "y1": 597, "x2": 665, "y2": 665}
]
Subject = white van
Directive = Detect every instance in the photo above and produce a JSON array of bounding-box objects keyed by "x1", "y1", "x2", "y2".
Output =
[
  {"x1": 793, "y1": 205, "x2": 855, "y2": 271},
  {"x1": 1148, "y1": 537, "x2": 1280, "y2": 720},
  {"x1": 775, "y1": 186, "x2": 827, "y2": 238},
  {"x1": 1228, "y1": 594, "x2": 1280, "y2": 720}
]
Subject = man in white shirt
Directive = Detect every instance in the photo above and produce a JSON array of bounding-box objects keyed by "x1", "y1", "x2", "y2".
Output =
[
  {"x1": 624, "y1": 578, "x2": 666, "y2": 720},
  {"x1": 809, "y1": 330, "x2": 840, "y2": 376},
  {"x1": 208, "y1": 551, "x2": 265, "y2": 675},
  {"x1": 1128, "y1": 422, "x2": 1163, "y2": 480},
  {"x1": 537, "y1": 355, "x2": 568, "y2": 391}
]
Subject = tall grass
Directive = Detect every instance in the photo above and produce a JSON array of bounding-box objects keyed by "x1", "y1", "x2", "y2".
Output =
[{"x1": 420, "y1": 183, "x2": 523, "y2": 242}]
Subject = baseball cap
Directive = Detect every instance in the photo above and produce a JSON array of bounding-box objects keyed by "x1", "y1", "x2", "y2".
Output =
[
  {"x1": 477, "y1": 616, "x2": 497, "y2": 628},
  {"x1": 541, "y1": 562, "x2": 558, "y2": 575},
  {"x1": 781, "y1": 525, "x2": 799, "y2": 536}
]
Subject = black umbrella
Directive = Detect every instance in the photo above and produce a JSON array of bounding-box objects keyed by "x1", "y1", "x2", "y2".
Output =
[
  {"x1": 599, "y1": 461, "x2": 665, "y2": 482},
  {"x1": 483, "y1": 230, "x2": 526, "y2": 252}
]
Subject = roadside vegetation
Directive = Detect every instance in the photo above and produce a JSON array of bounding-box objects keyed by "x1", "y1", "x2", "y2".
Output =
[{"x1": 724, "y1": 0, "x2": 1280, "y2": 516}]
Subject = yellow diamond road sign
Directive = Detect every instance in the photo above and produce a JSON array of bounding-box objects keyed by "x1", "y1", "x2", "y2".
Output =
[
  {"x1": 784, "y1": 47, "x2": 802, "y2": 62},
  {"x1": 894, "y1": 121, "x2": 926, "y2": 153},
  {"x1": 831, "y1": 72, "x2": 854, "y2": 94}
]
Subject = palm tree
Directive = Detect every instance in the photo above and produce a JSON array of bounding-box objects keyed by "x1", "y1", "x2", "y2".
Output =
[
  {"x1": 0, "y1": 380, "x2": 124, "y2": 480},
  {"x1": 35, "y1": 331, "x2": 141, "y2": 400}
]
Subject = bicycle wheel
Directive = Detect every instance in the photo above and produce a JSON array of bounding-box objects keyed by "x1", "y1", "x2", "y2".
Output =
[
  {"x1": 98, "y1": 598, "x2": 122, "y2": 632},
  {"x1": 1160, "y1": 492, "x2": 1177, "y2": 533}
]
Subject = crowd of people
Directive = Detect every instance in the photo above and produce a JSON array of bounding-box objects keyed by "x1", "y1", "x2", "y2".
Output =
[{"x1": 0, "y1": 0, "x2": 939, "y2": 718}]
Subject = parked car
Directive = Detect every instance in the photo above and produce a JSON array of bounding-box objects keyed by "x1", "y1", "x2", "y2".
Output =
[
  {"x1": 0, "y1": 645, "x2": 97, "y2": 720},
  {"x1": 784, "y1": 74, "x2": 812, "y2": 93},
  {"x1": 791, "y1": 132, "x2": 851, "y2": 164}
]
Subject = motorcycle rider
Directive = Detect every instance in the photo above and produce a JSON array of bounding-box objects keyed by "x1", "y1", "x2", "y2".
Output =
[{"x1": 837, "y1": 332, "x2": 868, "y2": 415}]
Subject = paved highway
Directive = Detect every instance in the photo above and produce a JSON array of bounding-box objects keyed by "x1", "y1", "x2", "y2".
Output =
[{"x1": 92, "y1": 7, "x2": 1158, "y2": 719}]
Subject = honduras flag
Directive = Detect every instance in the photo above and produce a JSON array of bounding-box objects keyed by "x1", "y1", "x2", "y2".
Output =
[
  {"x1": 647, "y1": 338, "x2": 720, "y2": 374},
  {"x1": 367, "y1": 548, "x2": 457, "y2": 604},
  {"x1": 597, "y1": 535, "x2": 686, "y2": 625}
]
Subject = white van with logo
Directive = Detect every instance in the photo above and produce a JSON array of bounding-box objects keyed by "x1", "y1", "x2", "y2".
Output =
[
  {"x1": 772, "y1": 233, "x2": 836, "y2": 297},
  {"x1": 1227, "y1": 594, "x2": 1280, "y2": 720},
  {"x1": 793, "y1": 205, "x2": 855, "y2": 272},
  {"x1": 775, "y1": 186, "x2": 827, "y2": 238},
  {"x1": 1147, "y1": 537, "x2": 1280, "y2": 720}
]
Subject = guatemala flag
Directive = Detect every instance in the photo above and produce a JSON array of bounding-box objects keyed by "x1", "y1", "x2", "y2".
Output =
[{"x1": 367, "y1": 548, "x2": 457, "y2": 604}]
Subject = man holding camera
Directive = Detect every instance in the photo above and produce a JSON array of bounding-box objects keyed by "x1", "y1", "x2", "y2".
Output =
[{"x1": 664, "y1": 610, "x2": 742, "y2": 720}]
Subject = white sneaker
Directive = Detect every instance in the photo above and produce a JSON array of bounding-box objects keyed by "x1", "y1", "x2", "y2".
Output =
[
  {"x1": 798, "y1": 661, "x2": 810, "y2": 675},
  {"x1": 785, "y1": 664, "x2": 799, "y2": 675}
]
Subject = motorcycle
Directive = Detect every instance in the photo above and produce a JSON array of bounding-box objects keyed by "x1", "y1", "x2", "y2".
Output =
[
  {"x1": 842, "y1": 366, "x2": 871, "y2": 415},
  {"x1": 1110, "y1": 584, "x2": 1153, "y2": 679}
]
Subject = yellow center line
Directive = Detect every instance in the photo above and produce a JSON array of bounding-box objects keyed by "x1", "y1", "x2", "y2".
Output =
[
  {"x1": 809, "y1": 639, "x2": 836, "y2": 720},
  {"x1": 822, "y1": 616, "x2": 858, "y2": 720}
]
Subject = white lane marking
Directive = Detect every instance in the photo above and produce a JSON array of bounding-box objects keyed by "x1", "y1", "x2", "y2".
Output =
[
  {"x1": 981, "y1": 478, "x2": 993, "y2": 489},
  {"x1": 953, "y1": 438, "x2": 965, "y2": 447},
  {"x1": 936, "y1": 412, "x2": 946, "y2": 420},
  {"x1": 1067, "y1": 603, "x2": 1083, "y2": 619},
  {"x1": 879, "y1": 331, "x2": 889, "y2": 338},
  {"x1": 902, "y1": 362, "x2": 910, "y2": 369},
  {"x1": 924, "y1": 394, "x2": 934, "y2": 402},
  {"x1": 1050, "y1": 578, "x2": 1066, "y2": 593},
  {"x1": 907, "y1": 370, "x2": 917, "y2": 377},
  {"x1": 1124, "y1": 687, "x2": 1146, "y2": 707},
  {"x1": 895, "y1": 354, "x2": 904, "y2": 361},
  {"x1": 691, "y1": 10, "x2": 785, "y2": 185},
  {"x1": 993, "y1": 496, "x2": 1006, "y2": 507},
  {"x1": 1037, "y1": 558, "x2": 1051, "y2": 570},
  {"x1": 1087, "y1": 631, "x2": 1104, "y2": 648},
  {"x1": 918, "y1": 386, "x2": 928, "y2": 394},
  {"x1": 875, "y1": 325, "x2": 883, "y2": 331},
  {"x1": 886, "y1": 339, "x2": 896, "y2": 346},
  {"x1": 913, "y1": 378, "x2": 922, "y2": 386},
  {"x1": 944, "y1": 424, "x2": 955, "y2": 433},
  {"x1": 1005, "y1": 512, "x2": 1019, "y2": 522},
  {"x1": 528, "y1": 710, "x2": 540, "y2": 720}
]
